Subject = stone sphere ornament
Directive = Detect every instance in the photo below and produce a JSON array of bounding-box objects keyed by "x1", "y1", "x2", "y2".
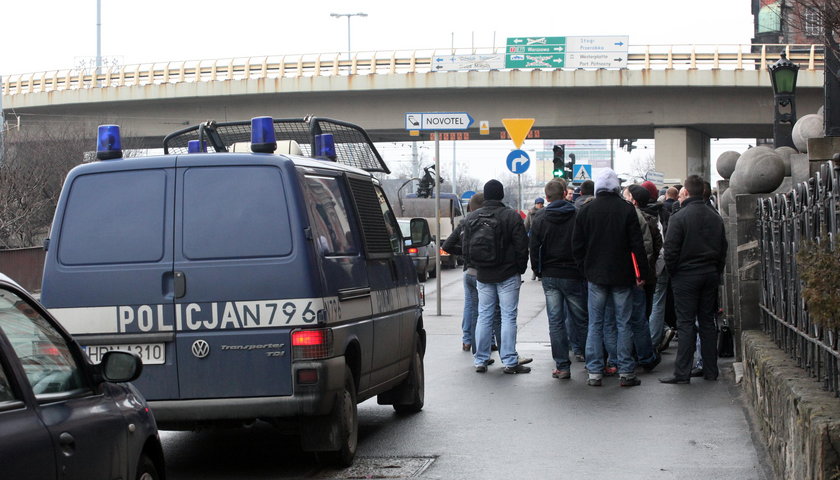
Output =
[
  {"x1": 731, "y1": 146, "x2": 785, "y2": 194},
  {"x1": 792, "y1": 113, "x2": 825, "y2": 153},
  {"x1": 719, "y1": 188, "x2": 735, "y2": 216},
  {"x1": 774, "y1": 146, "x2": 797, "y2": 176},
  {"x1": 716, "y1": 151, "x2": 740, "y2": 179}
]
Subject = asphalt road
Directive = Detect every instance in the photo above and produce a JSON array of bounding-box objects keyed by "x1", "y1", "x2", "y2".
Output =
[{"x1": 161, "y1": 267, "x2": 773, "y2": 479}]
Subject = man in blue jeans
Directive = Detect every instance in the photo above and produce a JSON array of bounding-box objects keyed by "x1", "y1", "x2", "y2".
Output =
[
  {"x1": 464, "y1": 179, "x2": 531, "y2": 374},
  {"x1": 572, "y1": 169, "x2": 649, "y2": 387},
  {"x1": 529, "y1": 178, "x2": 588, "y2": 379}
]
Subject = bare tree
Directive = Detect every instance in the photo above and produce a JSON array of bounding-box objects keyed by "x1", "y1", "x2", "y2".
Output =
[
  {"x1": 0, "y1": 122, "x2": 145, "y2": 248},
  {"x1": 788, "y1": 1, "x2": 840, "y2": 59}
]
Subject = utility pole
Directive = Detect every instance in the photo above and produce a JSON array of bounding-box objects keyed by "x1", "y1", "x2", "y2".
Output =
[
  {"x1": 330, "y1": 13, "x2": 367, "y2": 60},
  {"x1": 825, "y1": 24, "x2": 840, "y2": 136},
  {"x1": 0, "y1": 75, "x2": 4, "y2": 165}
]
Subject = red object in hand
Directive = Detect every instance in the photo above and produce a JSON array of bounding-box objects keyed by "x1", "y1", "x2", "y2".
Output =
[{"x1": 631, "y1": 252, "x2": 641, "y2": 279}]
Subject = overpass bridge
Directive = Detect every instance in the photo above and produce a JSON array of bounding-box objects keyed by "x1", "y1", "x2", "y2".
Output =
[{"x1": 1, "y1": 43, "x2": 827, "y2": 180}]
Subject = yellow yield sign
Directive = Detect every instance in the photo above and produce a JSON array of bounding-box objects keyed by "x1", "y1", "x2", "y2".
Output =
[{"x1": 502, "y1": 118, "x2": 535, "y2": 149}]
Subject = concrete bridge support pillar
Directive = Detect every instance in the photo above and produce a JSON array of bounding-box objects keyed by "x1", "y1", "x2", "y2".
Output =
[{"x1": 654, "y1": 128, "x2": 711, "y2": 183}]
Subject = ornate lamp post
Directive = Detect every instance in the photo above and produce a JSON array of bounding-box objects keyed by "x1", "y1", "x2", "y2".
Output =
[{"x1": 768, "y1": 53, "x2": 800, "y2": 149}]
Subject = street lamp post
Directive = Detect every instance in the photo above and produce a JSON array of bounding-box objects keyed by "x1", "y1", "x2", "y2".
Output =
[
  {"x1": 330, "y1": 12, "x2": 367, "y2": 60},
  {"x1": 768, "y1": 53, "x2": 800, "y2": 149}
]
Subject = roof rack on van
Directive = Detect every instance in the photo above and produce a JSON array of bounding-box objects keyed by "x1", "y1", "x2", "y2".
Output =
[{"x1": 162, "y1": 116, "x2": 390, "y2": 174}]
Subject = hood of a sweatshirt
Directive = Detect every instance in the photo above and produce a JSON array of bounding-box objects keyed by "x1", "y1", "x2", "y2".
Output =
[{"x1": 544, "y1": 199, "x2": 576, "y2": 224}]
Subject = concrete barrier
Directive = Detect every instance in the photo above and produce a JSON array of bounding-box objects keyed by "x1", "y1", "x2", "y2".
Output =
[{"x1": 742, "y1": 330, "x2": 840, "y2": 480}]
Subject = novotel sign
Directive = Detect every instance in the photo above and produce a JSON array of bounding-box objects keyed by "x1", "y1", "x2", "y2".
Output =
[{"x1": 405, "y1": 112, "x2": 474, "y2": 131}]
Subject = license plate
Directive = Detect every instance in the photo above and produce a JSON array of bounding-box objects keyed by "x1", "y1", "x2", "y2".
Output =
[{"x1": 83, "y1": 344, "x2": 165, "y2": 365}]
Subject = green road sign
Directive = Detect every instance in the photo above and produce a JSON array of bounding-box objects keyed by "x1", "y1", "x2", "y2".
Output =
[
  {"x1": 506, "y1": 36, "x2": 566, "y2": 46},
  {"x1": 505, "y1": 53, "x2": 564, "y2": 69}
]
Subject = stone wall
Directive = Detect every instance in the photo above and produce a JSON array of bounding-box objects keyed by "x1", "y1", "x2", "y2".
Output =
[{"x1": 742, "y1": 330, "x2": 840, "y2": 480}]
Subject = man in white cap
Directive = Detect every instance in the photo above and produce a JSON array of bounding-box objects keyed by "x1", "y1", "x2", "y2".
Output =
[{"x1": 572, "y1": 169, "x2": 649, "y2": 387}]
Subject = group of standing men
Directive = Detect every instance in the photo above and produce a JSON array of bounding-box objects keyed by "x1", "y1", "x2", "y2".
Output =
[{"x1": 444, "y1": 169, "x2": 727, "y2": 386}]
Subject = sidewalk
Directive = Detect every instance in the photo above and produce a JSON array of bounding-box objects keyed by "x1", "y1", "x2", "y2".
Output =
[{"x1": 421, "y1": 270, "x2": 774, "y2": 479}]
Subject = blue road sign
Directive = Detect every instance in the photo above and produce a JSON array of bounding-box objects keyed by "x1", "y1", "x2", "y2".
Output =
[
  {"x1": 461, "y1": 190, "x2": 476, "y2": 200},
  {"x1": 572, "y1": 164, "x2": 593, "y2": 184},
  {"x1": 506, "y1": 149, "x2": 531, "y2": 175}
]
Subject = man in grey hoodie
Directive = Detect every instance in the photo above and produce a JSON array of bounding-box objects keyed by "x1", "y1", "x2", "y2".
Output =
[{"x1": 573, "y1": 169, "x2": 649, "y2": 387}]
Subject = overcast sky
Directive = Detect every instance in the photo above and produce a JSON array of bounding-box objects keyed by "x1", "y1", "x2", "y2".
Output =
[
  {"x1": 2, "y1": 1, "x2": 758, "y2": 196},
  {"x1": 3, "y1": 0, "x2": 755, "y2": 75}
]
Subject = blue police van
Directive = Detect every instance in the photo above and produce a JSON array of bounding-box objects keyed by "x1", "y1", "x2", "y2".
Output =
[{"x1": 40, "y1": 116, "x2": 429, "y2": 466}]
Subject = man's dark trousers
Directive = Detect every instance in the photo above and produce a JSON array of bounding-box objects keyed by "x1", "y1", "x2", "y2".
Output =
[{"x1": 671, "y1": 271, "x2": 719, "y2": 380}]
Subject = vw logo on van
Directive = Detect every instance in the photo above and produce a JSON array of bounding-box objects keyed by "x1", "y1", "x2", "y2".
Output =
[{"x1": 191, "y1": 340, "x2": 210, "y2": 358}]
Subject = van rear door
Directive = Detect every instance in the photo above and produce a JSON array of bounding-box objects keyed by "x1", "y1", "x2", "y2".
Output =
[
  {"x1": 41, "y1": 160, "x2": 178, "y2": 401},
  {"x1": 171, "y1": 157, "x2": 316, "y2": 399}
]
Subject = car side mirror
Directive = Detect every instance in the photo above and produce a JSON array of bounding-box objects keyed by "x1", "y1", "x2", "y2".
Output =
[
  {"x1": 101, "y1": 351, "x2": 143, "y2": 383},
  {"x1": 409, "y1": 217, "x2": 432, "y2": 247}
]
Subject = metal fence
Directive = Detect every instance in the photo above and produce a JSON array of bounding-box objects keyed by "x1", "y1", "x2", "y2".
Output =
[
  {"x1": 758, "y1": 161, "x2": 840, "y2": 395},
  {"x1": 1, "y1": 43, "x2": 825, "y2": 97}
]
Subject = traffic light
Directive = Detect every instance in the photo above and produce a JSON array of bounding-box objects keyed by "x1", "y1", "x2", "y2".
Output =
[
  {"x1": 565, "y1": 153, "x2": 575, "y2": 180},
  {"x1": 552, "y1": 144, "x2": 565, "y2": 178},
  {"x1": 620, "y1": 138, "x2": 637, "y2": 152}
]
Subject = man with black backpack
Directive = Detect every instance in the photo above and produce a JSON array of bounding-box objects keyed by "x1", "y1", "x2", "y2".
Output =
[{"x1": 464, "y1": 179, "x2": 531, "y2": 374}]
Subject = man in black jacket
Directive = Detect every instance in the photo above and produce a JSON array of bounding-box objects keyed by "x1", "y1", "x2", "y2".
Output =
[
  {"x1": 529, "y1": 178, "x2": 588, "y2": 379},
  {"x1": 464, "y1": 180, "x2": 531, "y2": 374},
  {"x1": 659, "y1": 175, "x2": 728, "y2": 384},
  {"x1": 572, "y1": 169, "x2": 649, "y2": 387}
]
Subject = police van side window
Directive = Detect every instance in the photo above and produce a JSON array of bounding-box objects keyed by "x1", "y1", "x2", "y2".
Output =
[
  {"x1": 58, "y1": 170, "x2": 167, "y2": 265},
  {"x1": 374, "y1": 186, "x2": 403, "y2": 255},
  {"x1": 182, "y1": 166, "x2": 292, "y2": 259},
  {"x1": 303, "y1": 175, "x2": 359, "y2": 256}
]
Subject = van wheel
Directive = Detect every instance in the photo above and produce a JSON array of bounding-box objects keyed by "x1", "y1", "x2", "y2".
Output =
[
  {"x1": 417, "y1": 270, "x2": 427, "y2": 282},
  {"x1": 319, "y1": 366, "x2": 358, "y2": 467},
  {"x1": 136, "y1": 454, "x2": 160, "y2": 480},
  {"x1": 394, "y1": 336, "x2": 425, "y2": 414},
  {"x1": 428, "y1": 266, "x2": 437, "y2": 279}
]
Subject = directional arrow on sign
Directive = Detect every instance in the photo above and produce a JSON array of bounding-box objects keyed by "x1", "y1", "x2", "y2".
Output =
[{"x1": 506, "y1": 149, "x2": 531, "y2": 175}]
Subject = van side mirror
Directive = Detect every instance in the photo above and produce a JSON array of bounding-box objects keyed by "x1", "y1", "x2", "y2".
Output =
[
  {"x1": 100, "y1": 351, "x2": 143, "y2": 383},
  {"x1": 408, "y1": 218, "x2": 432, "y2": 247}
]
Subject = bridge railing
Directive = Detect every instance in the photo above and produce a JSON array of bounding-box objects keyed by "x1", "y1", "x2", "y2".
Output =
[
  {"x1": 757, "y1": 162, "x2": 840, "y2": 396},
  {"x1": 2, "y1": 43, "x2": 825, "y2": 97}
]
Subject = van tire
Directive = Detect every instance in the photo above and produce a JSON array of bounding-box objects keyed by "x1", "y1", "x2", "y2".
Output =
[
  {"x1": 318, "y1": 365, "x2": 358, "y2": 467},
  {"x1": 393, "y1": 336, "x2": 425, "y2": 414},
  {"x1": 428, "y1": 265, "x2": 437, "y2": 279},
  {"x1": 417, "y1": 270, "x2": 427, "y2": 283},
  {"x1": 136, "y1": 453, "x2": 160, "y2": 480}
]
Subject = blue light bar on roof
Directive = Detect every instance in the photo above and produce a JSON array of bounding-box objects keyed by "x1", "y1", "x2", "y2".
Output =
[
  {"x1": 250, "y1": 116, "x2": 277, "y2": 153},
  {"x1": 187, "y1": 140, "x2": 206, "y2": 153},
  {"x1": 96, "y1": 125, "x2": 122, "y2": 160},
  {"x1": 315, "y1": 133, "x2": 337, "y2": 161}
]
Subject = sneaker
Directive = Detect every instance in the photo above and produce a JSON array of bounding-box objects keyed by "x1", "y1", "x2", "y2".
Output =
[
  {"x1": 503, "y1": 364, "x2": 532, "y2": 374},
  {"x1": 659, "y1": 328, "x2": 676, "y2": 352},
  {"x1": 587, "y1": 377, "x2": 602, "y2": 387},
  {"x1": 475, "y1": 365, "x2": 487, "y2": 373},
  {"x1": 604, "y1": 365, "x2": 618, "y2": 376},
  {"x1": 574, "y1": 354, "x2": 585, "y2": 362},
  {"x1": 462, "y1": 343, "x2": 471, "y2": 352},
  {"x1": 690, "y1": 367, "x2": 704, "y2": 378},
  {"x1": 484, "y1": 359, "x2": 495, "y2": 366},
  {"x1": 552, "y1": 369, "x2": 571, "y2": 379},
  {"x1": 620, "y1": 376, "x2": 642, "y2": 387},
  {"x1": 640, "y1": 354, "x2": 661, "y2": 373},
  {"x1": 491, "y1": 344, "x2": 499, "y2": 351},
  {"x1": 517, "y1": 357, "x2": 533, "y2": 366}
]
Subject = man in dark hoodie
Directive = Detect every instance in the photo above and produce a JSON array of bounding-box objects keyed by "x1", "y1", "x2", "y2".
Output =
[
  {"x1": 573, "y1": 169, "x2": 649, "y2": 387},
  {"x1": 659, "y1": 175, "x2": 728, "y2": 384},
  {"x1": 529, "y1": 178, "x2": 588, "y2": 379},
  {"x1": 464, "y1": 180, "x2": 531, "y2": 374}
]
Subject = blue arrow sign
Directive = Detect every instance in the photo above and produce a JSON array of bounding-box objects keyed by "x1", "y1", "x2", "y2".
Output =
[{"x1": 506, "y1": 150, "x2": 531, "y2": 175}]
